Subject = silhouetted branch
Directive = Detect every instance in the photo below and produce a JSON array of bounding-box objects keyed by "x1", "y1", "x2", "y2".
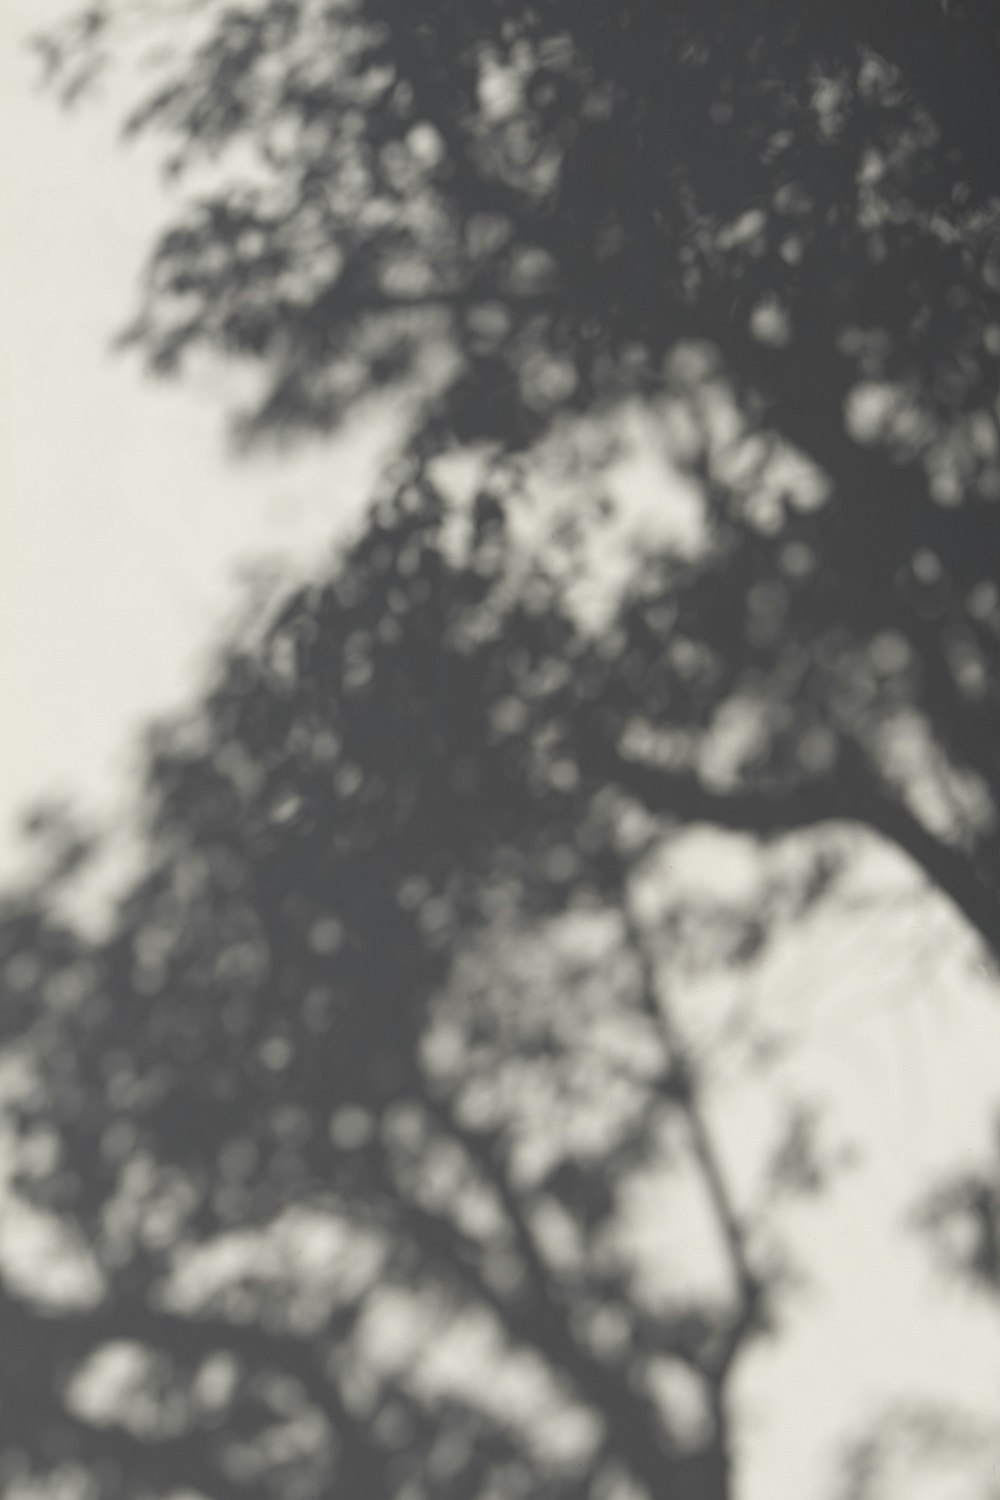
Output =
[
  {"x1": 620, "y1": 897, "x2": 763, "y2": 1384},
  {"x1": 589, "y1": 739, "x2": 1000, "y2": 963},
  {"x1": 375, "y1": 1143, "x2": 689, "y2": 1500}
]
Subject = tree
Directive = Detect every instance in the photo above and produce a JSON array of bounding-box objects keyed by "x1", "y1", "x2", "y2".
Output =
[
  {"x1": 5, "y1": 4, "x2": 999, "y2": 1496},
  {"x1": 1, "y1": 491, "x2": 849, "y2": 1499},
  {"x1": 34, "y1": 0, "x2": 1000, "y2": 956}
]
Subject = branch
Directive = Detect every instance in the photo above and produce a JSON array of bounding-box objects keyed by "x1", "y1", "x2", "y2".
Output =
[
  {"x1": 620, "y1": 898, "x2": 762, "y2": 1384},
  {"x1": 588, "y1": 738, "x2": 1000, "y2": 964},
  {"x1": 849, "y1": 777, "x2": 1000, "y2": 967},
  {"x1": 421, "y1": 1093, "x2": 562, "y2": 1300},
  {"x1": 374, "y1": 1142, "x2": 683, "y2": 1499},
  {"x1": 591, "y1": 746, "x2": 846, "y2": 837}
]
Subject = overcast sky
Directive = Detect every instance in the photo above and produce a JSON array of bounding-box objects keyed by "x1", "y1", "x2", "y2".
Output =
[
  {"x1": 1, "y1": 0, "x2": 395, "y2": 880},
  {"x1": 2, "y1": 7, "x2": 1000, "y2": 1498}
]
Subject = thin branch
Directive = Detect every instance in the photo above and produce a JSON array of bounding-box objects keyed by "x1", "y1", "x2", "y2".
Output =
[
  {"x1": 619, "y1": 893, "x2": 762, "y2": 1382},
  {"x1": 420, "y1": 1089, "x2": 566, "y2": 1313},
  {"x1": 374, "y1": 1135, "x2": 684, "y2": 1499},
  {"x1": 588, "y1": 737, "x2": 999, "y2": 964}
]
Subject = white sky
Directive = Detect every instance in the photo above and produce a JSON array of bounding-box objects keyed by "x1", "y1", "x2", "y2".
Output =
[
  {"x1": 1, "y1": 0, "x2": 395, "y2": 881},
  {"x1": 2, "y1": 6, "x2": 999, "y2": 1499}
]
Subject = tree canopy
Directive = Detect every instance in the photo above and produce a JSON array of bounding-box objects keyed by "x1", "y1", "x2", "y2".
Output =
[
  {"x1": 2, "y1": 488, "x2": 867, "y2": 1500},
  {"x1": 35, "y1": 0, "x2": 1000, "y2": 956},
  {"x1": 2, "y1": 3, "x2": 1000, "y2": 1498}
]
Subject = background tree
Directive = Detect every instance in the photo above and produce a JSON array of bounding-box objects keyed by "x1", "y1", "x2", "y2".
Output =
[
  {"x1": 34, "y1": 0, "x2": 1000, "y2": 955},
  {"x1": 1, "y1": 491, "x2": 850, "y2": 1500}
]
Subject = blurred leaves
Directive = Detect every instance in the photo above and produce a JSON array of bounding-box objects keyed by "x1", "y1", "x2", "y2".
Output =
[
  {"x1": 29, "y1": 0, "x2": 1000, "y2": 965},
  {"x1": 0, "y1": 477, "x2": 837, "y2": 1500},
  {"x1": 7, "y1": 1, "x2": 1000, "y2": 1495},
  {"x1": 915, "y1": 1116, "x2": 1000, "y2": 1297}
]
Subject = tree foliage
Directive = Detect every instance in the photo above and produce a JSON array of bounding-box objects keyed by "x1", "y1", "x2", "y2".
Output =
[
  {"x1": 35, "y1": 0, "x2": 1000, "y2": 957},
  {"x1": 1, "y1": 490, "x2": 852, "y2": 1499},
  {"x1": 3, "y1": 3, "x2": 1000, "y2": 1497}
]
